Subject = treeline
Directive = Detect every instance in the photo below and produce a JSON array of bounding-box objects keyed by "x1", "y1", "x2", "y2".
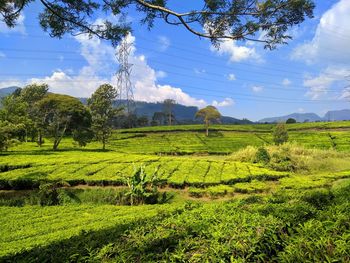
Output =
[{"x1": 0, "y1": 83, "x2": 128, "y2": 151}]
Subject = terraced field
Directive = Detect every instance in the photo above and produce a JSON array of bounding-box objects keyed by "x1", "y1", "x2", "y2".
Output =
[{"x1": 2, "y1": 122, "x2": 350, "y2": 261}]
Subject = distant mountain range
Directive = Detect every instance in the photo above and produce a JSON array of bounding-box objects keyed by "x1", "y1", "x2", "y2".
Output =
[
  {"x1": 2, "y1": 87, "x2": 350, "y2": 124},
  {"x1": 0, "y1": 86, "x2": 19, "y2": 97},
  {"x1": 259, "y1": 110, "x2": 350, "y2": 123},
  {"x1": 0, "y1": 86, "x2": 251, "y2": 124}
]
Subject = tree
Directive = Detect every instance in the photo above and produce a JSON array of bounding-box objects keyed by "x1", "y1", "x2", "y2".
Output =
[
  {"x1": 137, "y1": 116, "x2": 149, "y2": 127},
  {"x1": 0, "y1": 94, "x2": 29, "y2": 142},
  {"x1": 163, "y1": 99, "x2": 176, "y2": 126},
  {"x1": 20, "y1": 83, "x2": 49, "y2": 144},
  {"x1": 88, "y1": 84, "x2": 118, "y2": 150},
  {"x1": 273, "y1": 123, "x2": 288, "y2": 145},
  {"x1": 152, "y1": 112, "x2": 166, "y2": 126},
  {"x1": 286, "y1": 118, "x2": 297, "y2": 124},
  {"x1": 195, "y1": 106, "x2": 221, "y2": 136},
  {"x1": 1, "y1": 1, "x2": 314, "y2": 49},
  {"x1": 36, "y1": 93, "x2": 91, "y2": 150}
]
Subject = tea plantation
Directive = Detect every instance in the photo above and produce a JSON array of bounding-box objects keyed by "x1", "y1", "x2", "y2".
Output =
[{"x1": 1, "y1": 123, "x2": 350, "y2": 262}]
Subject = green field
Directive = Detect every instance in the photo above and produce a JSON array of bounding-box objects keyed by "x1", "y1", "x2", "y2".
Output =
[{"x1": 2, "y1": 122, "x2": 350, "y2": 262}]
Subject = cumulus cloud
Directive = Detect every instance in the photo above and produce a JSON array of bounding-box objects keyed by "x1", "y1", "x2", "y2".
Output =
[
  {"x1": 158, "y1": 36, "x2": 170, "y2": 51},
  {"x1": 303, "y1": 67, "x2": 349, "y2": 100},
  {"x1": 0, "y1": 13, "x2": 26, "y2": 34},
  {"x1": 282, "y1": 78, "x2": 291, "y2": 86},
  {"x1": 210, "y1": 39, "x2": 262, "y2": 63},
  {"x1": 0, "y1": 78, "x2": 23, "y2": 89},
  {"x1": 227, "y1": 73, "x2": 236, "y2": 81},
  {"x1": 155, "y1": 70, "x2": 167, "y2": 78},
  {"x1": 252, "y1": 85, "x2": 263, "y2": 93},
  {"x1": 212, "y1": 98, "x2": 234, "y2": 107},
  {"x1": 291, "y1": 0, "x2": 350, "y2": 64},
  {"x1": 339, "y1": 86, "x2": 350, "y2": 100},
  {"x1": 4, "y1": 30, "x2": 207, "y2": 107}
]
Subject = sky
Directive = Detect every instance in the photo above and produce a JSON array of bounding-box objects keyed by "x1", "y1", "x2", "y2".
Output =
[{"x1": 0, "y1": 0, "x2": 350, "y2": 121}]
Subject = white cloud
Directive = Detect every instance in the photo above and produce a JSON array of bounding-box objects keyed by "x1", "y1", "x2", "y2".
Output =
[
  {"x1": 340, "y1": 86, "x2": 350, "y2": 100},
  {"x1": 155, "y1": 70, "x2": 167, "y2": 79},
  {"x1": 227, "y1": 73, "x2": 236, "y2": 81},
  {"x1": 282, "y1": 78, "x2": 291, "y2": 86},
  {"x1": 211, "y1": 39, "x2": 262, "y2": 63},
  {"x1": 212, "y1": 98, "x2": 234, "y2": 107},
  {"x1": 0, "y1": 52, "x2": 5, "y2": 58},
  {"x1": 8, "y1": 31, "x2": 207, "y2": 107},
  {"x1": 298, "y1": 108, "x2": 305, "y2": 113},
  {"x1": 252, "y1": 85, "x2": 263, "y2": 93},
  {"x1": 303, "y1": 66, "x2": 349, "y2": 100},
  {"x1": 158, "y1": 36, "x2": 170, "y2": 51},
  {"x1": 0, "y1": 13, "x2": 26, "y2": 35},
  {"x1": 292, "y1": 0, "x2": 350, "y2": 64},
  {"x1": 0, "y1": 78, "x2": 23, "y2": 89}
]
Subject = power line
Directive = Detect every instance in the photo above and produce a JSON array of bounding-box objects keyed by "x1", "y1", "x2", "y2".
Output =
[{"x1": 0, "y1": 55, "x2": 348, "y2": 94}]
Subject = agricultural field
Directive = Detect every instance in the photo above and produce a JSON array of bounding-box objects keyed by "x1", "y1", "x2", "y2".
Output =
[{"x1": 2, "y1": 122, "x2": 350, "y2": 262}]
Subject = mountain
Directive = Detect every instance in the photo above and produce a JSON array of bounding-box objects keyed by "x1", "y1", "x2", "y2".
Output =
[
  {"x1": 323, "y1": 109, "x2": 350, "y2": 121},
  {"x1": 0, "y1": 86, "x2": 20, "y2": 97},
  {"x1": 259, "y1": 109, "x2": 350, "y2": 123},
  {"x1": 259, "y1": 113, "x2": 323, "y2": 123},
  {"x1": 80, "y1": 98, "x2": 252, "y2": 124}
]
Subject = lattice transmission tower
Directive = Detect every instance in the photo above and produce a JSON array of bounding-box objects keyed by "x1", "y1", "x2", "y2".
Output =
[{"x1": 116, "y1": 38, "x2": 135, "y2": 116}]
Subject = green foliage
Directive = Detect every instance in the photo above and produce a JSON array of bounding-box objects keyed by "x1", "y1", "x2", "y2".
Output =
[
  {"x1": 1, "y1": 0, "x2": 314, "y2": 50},
  {"x1": 254, "y1": 146, "x2": 270, "y2": 164},
  {"x1": 36, "y1": 93, "x2": 92, "y2": 150},
  {"x1": 125, "y1": 164, "x2": 164, "y2": 205},
  {"x1": 38, "y1": 181, "x2": 70, "y2": 206},
  {"x1": 273, "y1": 123, "x2": 288, "y2": 145},
  {"x1": 301, "y1": 189, "x2": 334, "y2": 210},
  {"x1": 72, "y1": 128, "x2": 94, "y2": 147},
  {"x1": 88, "y1": 84, "x2": 118, "y2": 150},
  {"x1": 195, "y1": 105, "x2": 221, "y2": 136},
  {"x1": 286, "y1": 118, "x2": 296, "y2": 124}
]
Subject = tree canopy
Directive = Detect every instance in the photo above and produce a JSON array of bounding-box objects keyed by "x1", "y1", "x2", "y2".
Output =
[
  {"x1": 1, "y1": 0, "x2": 314, "y2": 48},
  {"x1": 36, "y1": 93, "x2": 91, "y2": 150},
  {"x1": 195, "y1": 105, "x2": 221, "y2": 136},
  {"x1": 88, "y1": 83, "x2": 118, "y2": 150}
]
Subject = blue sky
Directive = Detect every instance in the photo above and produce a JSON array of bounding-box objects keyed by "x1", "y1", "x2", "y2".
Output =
[{"x1": 0, "y1": 0, "x2": 350, "y2": 121}]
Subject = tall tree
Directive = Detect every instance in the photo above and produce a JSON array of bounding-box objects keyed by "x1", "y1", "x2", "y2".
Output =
[
  {"x1": 195, "y1": 106, "x2": 221, "y2": 136},
  {"x1": 163, "y1": 99, "x2": 176, "y2": 126},
  {"x1": 1, "y1": 1, "x2": 314, "y2": 48},
  {"x1": 36, "y1": 93, "x2": 91, "y2": 150},
  {"x1": 88, "y1": 84, "x2": 118, "y2": 150},
  {"x1": 0, "y1": 93, "x2": 29, "y2": 142},
  {"x1": 20, "y1": 83, "x2": 49, "y2": 145}
]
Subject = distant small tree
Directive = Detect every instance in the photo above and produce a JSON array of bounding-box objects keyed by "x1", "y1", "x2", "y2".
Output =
[
  {"x1": 163, "y1": 99, "x2": 176, "y2": 126},
  {"x1": 152, "y1": 112, "x2": 165, "y2": 126},
  {"x1": 137, "y1": 116, "x2": 149, "y2": 127},
  {"x1": 286, "y1": 118, "x2": 297, "y2": 124},
  {"x1": 273, "y1": 123, "x2": 289, "y2": 145},
  {"x1": 88, "y1": 84, "x2": 118, "y2": 150},
  {"x1": 195, "y1": 106, "x2": 221, "y2": 136}
]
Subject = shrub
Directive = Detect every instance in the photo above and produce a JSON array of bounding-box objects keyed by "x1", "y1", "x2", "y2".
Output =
[
  {"x1": 273, "y1": 123, "x2": 288, "y2": 145},
  {"x1": 286, "y1": 118, "x2": 296, "y2": 124},
  {"x1": 254, "y1": 147, "x2": 270, "y2": 164},
  {"x1": 38, "y1": 181, "x2": 70, "y2": 206},
  {"x1": 301, "y1": 189, "x2": 334, "y2": 210}
]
